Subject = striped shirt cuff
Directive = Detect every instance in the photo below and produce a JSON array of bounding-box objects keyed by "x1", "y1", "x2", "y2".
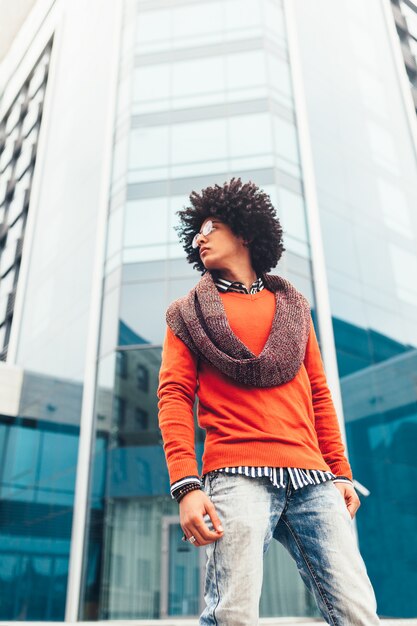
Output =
[
  {"x1": 332, "y1": 475, "x2": 354, "y2": 485},
  {"x1": 170, "y1": 475, "x2": 202, "y2": 499}
]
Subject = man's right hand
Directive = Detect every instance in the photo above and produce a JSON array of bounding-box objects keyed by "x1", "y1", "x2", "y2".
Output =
[{"x1": 180, "y1": 489, "x2": 224, "y2": 547}]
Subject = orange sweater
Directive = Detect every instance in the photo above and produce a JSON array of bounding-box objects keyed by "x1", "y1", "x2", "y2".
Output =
[{"x1": 157, "y1": 288, "x2": 353, "y2": 486}]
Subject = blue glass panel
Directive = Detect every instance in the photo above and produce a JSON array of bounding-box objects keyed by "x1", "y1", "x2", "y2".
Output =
[{"x1": 0, "y1": 417, "x2": 79, "y2": 621}]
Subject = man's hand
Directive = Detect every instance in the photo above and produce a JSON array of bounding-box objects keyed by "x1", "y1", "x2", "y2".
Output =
[
  {"x1": 333, "y1": 482, "x2": 360, "y2": 519},
  {"x1": 180, "y1": 489, "x2": 224, "y2": 547}
]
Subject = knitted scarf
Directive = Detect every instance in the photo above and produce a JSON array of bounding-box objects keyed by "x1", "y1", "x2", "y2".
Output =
[{"x1": 165, "y1": 270, "x2": 311, "y2": 388}]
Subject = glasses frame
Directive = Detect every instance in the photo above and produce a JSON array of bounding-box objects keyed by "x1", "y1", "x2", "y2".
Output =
[{"x1": 192, "y1": 220, "x2": 215, "y2": 248}]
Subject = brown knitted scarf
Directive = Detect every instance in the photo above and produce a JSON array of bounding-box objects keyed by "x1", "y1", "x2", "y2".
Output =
[{"x1": 165, "y1": 270, "x2": 311, "y2": 388}]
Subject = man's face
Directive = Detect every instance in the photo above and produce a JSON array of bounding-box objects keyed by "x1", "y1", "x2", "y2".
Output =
[{"x1": 195, "y1": 218, "x2": 247, "y2": 271}]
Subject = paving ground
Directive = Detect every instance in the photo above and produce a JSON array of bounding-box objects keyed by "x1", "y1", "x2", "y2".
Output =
[{"x1": 2, "y1": 619, "x2": 416, "y2": 625}]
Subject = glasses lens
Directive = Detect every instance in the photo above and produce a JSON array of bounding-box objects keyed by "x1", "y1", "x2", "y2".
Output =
[
  {"x1": 192, "y1": 220, "x2": 213, "y2": 248},
  {"x1": 202, "y1": 220, "x2": 213, "y2": 236}
]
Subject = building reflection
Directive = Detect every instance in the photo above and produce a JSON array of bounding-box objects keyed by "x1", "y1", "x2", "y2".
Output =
[
  {"x1": 83, "y1": 316, "x2": 417, "y2": 619},
  {"x1": 1, "y1": 310, "x2": 416, "y2": 618},
  {"x1": 338, "y1": 330, "x2": 417, "y2": 616}
]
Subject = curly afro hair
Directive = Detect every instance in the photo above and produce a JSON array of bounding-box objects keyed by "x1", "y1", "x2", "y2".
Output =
[{"x1": 175, "y1": 177, "x2": 285, "y2": 276}]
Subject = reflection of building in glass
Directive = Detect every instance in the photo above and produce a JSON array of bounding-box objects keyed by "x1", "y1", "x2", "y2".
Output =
[
  {"x1": 295, "y1": 1, "x2": 417, "y2": 617},
  {"x1": 0, "y1": 362, "x2": 86, "y2": 620},
  {"x1": 390, "y1": 0, "x2": 417, "y2": 114},
  {"x1": 113, "y1": 346, "x2": 162, "y2": 447},
  {"x1": 0, "y1": 416, "x2": 79, "y2": 620},
  {"x1": 0, "y1": 0, "x2": 416, "y2": 622},
  {"x1": 340, "y1": 338, "x2": 417, "y2": 612}
]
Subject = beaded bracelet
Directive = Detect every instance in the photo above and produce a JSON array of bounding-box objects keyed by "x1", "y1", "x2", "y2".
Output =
[{"x1": 175, "y1": 483, "x2": 202, "y2": 503}]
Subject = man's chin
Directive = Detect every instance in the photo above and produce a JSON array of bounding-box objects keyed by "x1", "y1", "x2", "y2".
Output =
[{"x1": 202, "y1": 259, "x2": 219, "y2": 270}]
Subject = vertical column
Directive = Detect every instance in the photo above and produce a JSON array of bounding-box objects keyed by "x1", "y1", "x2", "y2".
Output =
[
  {"x1": 282, "y1": 0, "x2": 364, "y2": 523},
  {"x1": 64, "y1": 3, "x2": 123, "y2": 621},
  {"x1": 282, "y1": 0, "x2": 346, "y2": 438}
]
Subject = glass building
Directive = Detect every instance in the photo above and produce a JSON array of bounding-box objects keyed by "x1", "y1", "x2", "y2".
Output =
[
  {"x1": 0, "y1": 0, "x2": 416, "y2": 621},
  {"x1": 294, "y1": 0, "x2": 417, "y2": 618}
]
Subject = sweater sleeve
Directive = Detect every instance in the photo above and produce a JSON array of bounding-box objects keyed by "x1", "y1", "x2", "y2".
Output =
[
  {"x1": 157, "y1": 325, "x2": 200, "y2": 486},
  {"x1": 303, "y1": 316, "x2": 353, "y2": 481}
]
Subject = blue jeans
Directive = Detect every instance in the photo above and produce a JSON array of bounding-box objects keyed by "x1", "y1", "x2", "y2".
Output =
[{"x1": 199, "y1": 469, "x2": 379, "y2": 626}]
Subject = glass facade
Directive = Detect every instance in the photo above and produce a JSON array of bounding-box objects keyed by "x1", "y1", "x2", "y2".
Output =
[
  {"x1": 0, "y1": 40, "x2": 80, "y2": 622},
  {"x1": 0, "y1": 0, "x2": 122, "y2": 621},
  {"x1": 294, "y1": 0, "x2": 417, "y2": 618},
  {"x1": 81, "y1": 0, "x2": 323, "y2": 620},
  {"x1": 0, "y1": 416, "x2": 79, "y2": 620},
  {"x1": 0, "y1": 0, "x2": 416, "y2": 621}
]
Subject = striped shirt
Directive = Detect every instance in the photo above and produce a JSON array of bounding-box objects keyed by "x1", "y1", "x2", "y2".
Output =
[{"x1": 170, "y1": 272, "x2": 353, "y2": 500}]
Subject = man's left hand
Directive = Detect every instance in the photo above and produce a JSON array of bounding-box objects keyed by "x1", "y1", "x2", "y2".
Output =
[{"x1": 333, "y1": 482, "x2": 360, "y2": 519}]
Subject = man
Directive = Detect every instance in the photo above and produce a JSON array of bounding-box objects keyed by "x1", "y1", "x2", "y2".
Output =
[{"x1": 157, "y1": 177, "x2": 380, "y2": 625}]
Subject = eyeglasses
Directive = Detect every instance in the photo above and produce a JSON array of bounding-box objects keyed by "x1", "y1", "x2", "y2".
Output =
[{"x1": 192, "y1": 220, "x2": 216, "y2": 248}]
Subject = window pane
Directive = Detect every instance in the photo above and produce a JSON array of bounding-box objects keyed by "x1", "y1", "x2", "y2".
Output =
[
  {"x1": 226, "y1": 50, "x2": 266, "y2": 90},
  {"x1": 171, "y1": 118, "x2": 228, "y2": 163},
  {"x1": 273, "y1": 117, "x2": 299, "y2": 163},
  {"x1": 133, "y1": 65, "x2": 171, "y2": 102},
  {"x1": 171, "y1": 3, "x2": 224, "y2": 39},
  {"x1": 279, "y1": 188, "x2": 308, "y2": 242},
  {"x1": 172, "y1": 56, "x2": 225, "y2": 97},
  {"x1": 129, "y1": 126, "x2": 170, "y2": 169},
  {"x1": 229, "y1": 113, "x2": 272, "y2": 157},
  {"x1": 124, "y1": 197, "x2": 169, "y2": 247}
]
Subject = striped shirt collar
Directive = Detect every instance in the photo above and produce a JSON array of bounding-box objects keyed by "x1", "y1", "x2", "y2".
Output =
[{"x1": 212, "y1": 272, "x2": 265, "y2": 294}]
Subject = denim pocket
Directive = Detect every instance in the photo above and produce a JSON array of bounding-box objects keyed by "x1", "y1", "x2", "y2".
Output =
[
  {"x1": 332, "y1": 483, "x2": 353, "y2": 521},
  {"x1": 207, "y1": 470, "x2": 222, "y2": 494},
  {"x1": 203, "y1": 472, "x2": 219, "y2": 494}
]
